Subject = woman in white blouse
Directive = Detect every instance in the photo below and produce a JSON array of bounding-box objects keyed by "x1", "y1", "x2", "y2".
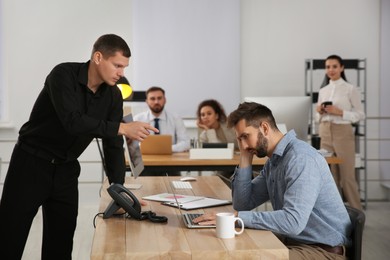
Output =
[
  {"x1": 316, "y1": 55, "x2": 365, "y2": 210},
  {"x1": 196, "y1": 99, "x2": 237, "y2": 149}
]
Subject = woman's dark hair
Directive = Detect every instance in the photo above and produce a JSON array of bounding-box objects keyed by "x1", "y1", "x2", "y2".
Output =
[
  {"x1": 320, "y1": 54, "x2": 348, "y2": 88},
  {"x1": 197, "y1": 99, "x2": 227, "y2": 123},
  {"x1": 92, "y1": 34, "x2": 131, "y2": 59},
  {"x1": 227, "y1": 102, "x2": 278, "y2": 130}
]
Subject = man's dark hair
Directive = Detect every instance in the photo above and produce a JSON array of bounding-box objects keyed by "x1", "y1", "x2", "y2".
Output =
[
  {"x1": 227, "y1": 102, "x2": 278, "y2": 130},
  {"x1": 92, "y1": 34, "x2": 131, "y2": 58},
  {"x1": 196, "y1": 99, "x2": 227, "y2": 123},
  {"x1": 146, "y1": 86, "x2": 165, "y2": 97}
]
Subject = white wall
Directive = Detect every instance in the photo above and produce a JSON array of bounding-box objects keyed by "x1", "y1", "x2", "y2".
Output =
[
  {"x1": 132, "y1": 0, "x2": 240, "y2": 118},
  {"x1": 241, "y1": 0, "x2": 379, "y2": 104},
  {"x1": 0, "y1": 0, "x2": 134, "y2": 182},
  {"x1": 240, "y1": 0, "x2": 386, "y2": 201},
  {"x1": 0, "y1": 0, "x2": 388, "y2": 200},
  {"x1": 0, "y1": 0, "x2": 133, "y2": 134}
]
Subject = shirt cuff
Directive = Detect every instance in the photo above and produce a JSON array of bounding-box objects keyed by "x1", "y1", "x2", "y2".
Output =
[{"x1": 237, "y1": 211, "x2": 253, "y2": 228}]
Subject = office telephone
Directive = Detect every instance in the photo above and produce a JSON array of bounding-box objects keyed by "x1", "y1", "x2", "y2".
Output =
[
  {"x1": 103, "y1": 183, "x2": 141, "y2": 219},
  {"x1": 103, "y1": 183, "x2": 167, "y2": 223}
]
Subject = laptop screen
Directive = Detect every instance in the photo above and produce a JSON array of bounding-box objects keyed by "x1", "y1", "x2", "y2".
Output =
[
  {"x1": 123, "y1": 114, "x2": 145, "y2": 178},
  {"x1": 140, "y1": 135, "x2": 173, "y2": 155}
]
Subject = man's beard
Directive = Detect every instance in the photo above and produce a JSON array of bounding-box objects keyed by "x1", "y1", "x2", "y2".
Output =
[
  {"x1": 254, "y1": 131, "x2": 268, "y2": 158},
  {"x1": 150, "y1": 104, "x2": 164, "y2": 114}
]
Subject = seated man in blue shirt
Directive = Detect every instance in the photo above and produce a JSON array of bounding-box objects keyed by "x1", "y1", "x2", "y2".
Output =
[
  {"x1": 194, "y1": 102, "x2": 351, "y2": 259},
  {"x1": 134, "y1": 86, "x2": 190, "y2": 152}
]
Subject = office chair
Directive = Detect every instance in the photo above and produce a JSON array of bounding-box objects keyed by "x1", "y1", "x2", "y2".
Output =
[{"x1": 345, "y1": 205, "x2": 366, "y2": 260}]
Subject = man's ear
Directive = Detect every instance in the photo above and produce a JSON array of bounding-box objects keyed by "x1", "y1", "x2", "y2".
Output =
[
  {"x1": 93, "y1": 52, "x2": 102, "y2": 64},
  {"x1": 259, "y1": 121, "x2": 270, "y2": 136}
]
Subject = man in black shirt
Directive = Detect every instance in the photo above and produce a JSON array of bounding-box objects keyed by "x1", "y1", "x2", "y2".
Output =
[{"x1": 0, "y1": 34, "x2": 157, "y2": 260}]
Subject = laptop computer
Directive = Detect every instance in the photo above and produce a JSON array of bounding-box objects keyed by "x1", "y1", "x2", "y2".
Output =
[
  {"x1": 123, "y1": 114, "x2": 145, "y2": 189},
  {"x1": 140, "y1": 135, "x2": 173, "y2": 155},
  {"x1": 168, "y1": 178, "x2": 215, "y2": 229}
]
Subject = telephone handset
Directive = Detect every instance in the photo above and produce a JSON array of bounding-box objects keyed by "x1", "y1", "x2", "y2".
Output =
[
  {"x1": 103, "y1": 183, "x2": 168, "y2": 223},
  {"x1": 103, "y1": 183, "x2": 141, "y2": 219}
]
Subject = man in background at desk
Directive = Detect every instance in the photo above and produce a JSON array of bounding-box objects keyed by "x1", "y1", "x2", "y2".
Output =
[
  {"x1": 134, "y1": 86, "x2": 190, "y2": 152},
  {"x1": 194, "y1": 102, "x2": 351, "y2": 260}
]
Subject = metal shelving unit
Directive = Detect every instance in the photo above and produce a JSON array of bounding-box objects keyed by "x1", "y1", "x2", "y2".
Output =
[{"x1": 304, "y1": 58, "x2": 367, "y2": 209}]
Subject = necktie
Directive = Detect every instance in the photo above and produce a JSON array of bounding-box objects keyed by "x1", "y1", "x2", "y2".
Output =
[{"x1": 154, "y1": 118, "x2": 160, "y2": 134}]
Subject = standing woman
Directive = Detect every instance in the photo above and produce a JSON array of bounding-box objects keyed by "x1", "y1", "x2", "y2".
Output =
[
  {"x1": 196, "y1": 99, "x2": 237, "y2": 149},
  {"x1": 316, "y1": 54, "x2": 365, "y2": 210}
]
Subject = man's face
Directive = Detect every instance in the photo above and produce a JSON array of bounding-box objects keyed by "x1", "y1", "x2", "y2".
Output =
[
  {"x1": 97, "y1": 51, "x2": 129, "y2": 86},
  {"x1": 146, "y1": 90, "x2": 166, "y2": 114},
  {"x1": 235, "y1": 119, "x2": 268, "y2": 158}
]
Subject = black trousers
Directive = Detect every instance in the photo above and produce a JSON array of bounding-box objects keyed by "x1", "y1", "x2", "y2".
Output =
[{"x1": 0, "y1": 144, "x2": 80, "y2": 260}]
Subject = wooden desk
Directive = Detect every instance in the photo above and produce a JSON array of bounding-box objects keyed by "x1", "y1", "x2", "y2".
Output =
[
  {"x1": 140, "y1": 152, "x2": 342, "y2": 172},
  {"x1": 91, "y1": 176, "x2": 289, "y2": 259}
]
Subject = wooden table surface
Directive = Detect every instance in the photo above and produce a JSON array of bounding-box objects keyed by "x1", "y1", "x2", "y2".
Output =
[
  {"x1": 137, "y1": 152, "x2": 341, "y2": 172},
  {"x1": 91, "y1": 176, "x2": 289, "y2": 259}
]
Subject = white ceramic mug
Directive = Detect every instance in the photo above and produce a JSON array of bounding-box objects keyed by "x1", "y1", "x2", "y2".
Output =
[{"x1": 216, "y1": 212, "x2": 244, "y2": 239}]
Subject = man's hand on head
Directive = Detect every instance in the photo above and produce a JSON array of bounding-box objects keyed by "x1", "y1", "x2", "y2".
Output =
[{"x1": 237, "y1": 140, "x2": 254, "y2": 168}]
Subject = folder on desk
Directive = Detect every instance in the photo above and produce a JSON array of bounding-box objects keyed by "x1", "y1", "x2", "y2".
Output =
[
  {"x1": 143, "y1": 192, "x2": 231, "y2": 210},
  {"x1": 162, "y1": 197, "x2": 232, "y2": 210},
  {"x1": 142, "y1": 193, "x2": 204, "y2": 203}
]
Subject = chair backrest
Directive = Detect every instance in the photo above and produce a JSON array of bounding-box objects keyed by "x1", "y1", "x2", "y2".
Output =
[{"x1": 345, "y1": 206, "x2": 366, "y2": 260}]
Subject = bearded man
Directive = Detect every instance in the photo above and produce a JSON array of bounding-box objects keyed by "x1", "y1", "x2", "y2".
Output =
[
  {"x1": 134, "y1": 86, "x2": 190, "y2": 153},
  {"x1": 194, "y1": 102, "x2": 351, "y2": 260}
]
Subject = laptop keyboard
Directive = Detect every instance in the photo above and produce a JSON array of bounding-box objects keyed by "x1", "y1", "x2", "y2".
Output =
[
  {"x1": 186, "y1": 213, "x2": 202, "y2": 225},
  {"x1": 172, "y1": 181, "x2": 192, "y2": 189}
]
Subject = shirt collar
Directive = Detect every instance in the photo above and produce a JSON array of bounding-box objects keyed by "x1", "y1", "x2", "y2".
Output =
[
  {"x1": 148, "y1": 109, "x2": 167, "y2": 121},
  {"x1": 78, "y1": 61, "x2": 89, "y2": 86},
  {"x1": 271, "y1": 130, "x2": 297, "y2": 158},
  {"x1": 79, "y1": 61, "x2": 108, "y2": 97},
  {"x1": 329, "y1": 78, "x2": 345, "y2": 86}
]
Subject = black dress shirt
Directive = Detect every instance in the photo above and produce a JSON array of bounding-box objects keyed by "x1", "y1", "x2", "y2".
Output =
[{"x1": 18, "y1": 61, "x2": 125, "y2": 184}]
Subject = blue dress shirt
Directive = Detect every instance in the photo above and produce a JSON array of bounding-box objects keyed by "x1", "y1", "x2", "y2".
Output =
[{"x1": 232, "y1": 130, "x2": 351, "y2": 247}]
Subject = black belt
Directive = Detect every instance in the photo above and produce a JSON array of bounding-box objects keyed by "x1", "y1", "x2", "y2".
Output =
[{"x1": 16, "y1": 141, "x2": 69, "y2": 164}]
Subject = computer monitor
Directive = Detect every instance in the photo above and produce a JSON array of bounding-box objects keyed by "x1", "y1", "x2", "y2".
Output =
[{"x1": 244, "y1": 96, "x2": 311, "y2": 141}]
